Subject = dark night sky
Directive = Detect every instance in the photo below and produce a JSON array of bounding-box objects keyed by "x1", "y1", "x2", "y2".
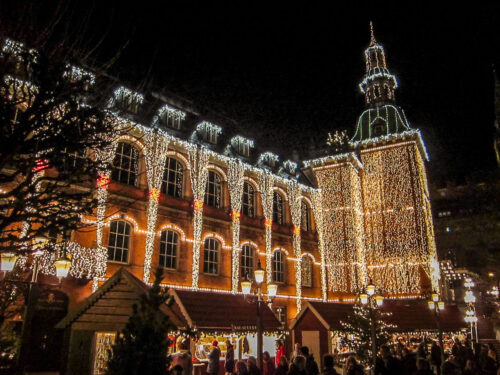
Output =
[{"x1": 5, "y1": 2, "x2": 500, "y2": 183}]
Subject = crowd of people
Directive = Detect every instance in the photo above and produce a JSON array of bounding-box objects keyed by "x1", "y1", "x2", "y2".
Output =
[{"x1": 169, "y1": 337, "x2": 499, "y2": 375}]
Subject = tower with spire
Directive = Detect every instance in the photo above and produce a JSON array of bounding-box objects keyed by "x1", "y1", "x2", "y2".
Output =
[
  {"x1": 352, "y1": 22, "x2": 411, "y2": 141},
  {"x1": 306, "y1": 23, "x2": 440, "y2": 298}
]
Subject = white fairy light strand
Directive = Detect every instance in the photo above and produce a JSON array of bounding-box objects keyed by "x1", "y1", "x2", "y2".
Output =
[
  {"x1": 143, "y1": 129, "x2": 170, "y2": 282},
  {"x1": 258, "y1": 172, "x2": 275, "y2": 282},
  {"x1": 227, "y1": 160, "x2": 245, "y2": 293},
  {"x1": 288, "y1": 181, "x2": 303, "y2": 312}
]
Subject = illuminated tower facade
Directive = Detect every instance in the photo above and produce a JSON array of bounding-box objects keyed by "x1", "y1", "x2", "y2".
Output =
[{"x1": 308, "y1": 23, "x2": 440, "y2": 297}]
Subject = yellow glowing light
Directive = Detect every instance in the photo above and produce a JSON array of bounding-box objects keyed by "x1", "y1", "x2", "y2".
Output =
[
  {"x1": 241, "y1": 280, "x2": 251, "y2": 295},
  {"x1": 0, "y1": 253, "x2": 18, "y2": 272},
  {"x1": 267, "y1": 283, "x2": 278, "y2": 298},
  {"x1": 55, "y1": 256, "x2": 71, "y2": 279},
  {"x1": 428, "y1": 301, "x2": 435, "y2": 310},
  {"x1": 360, "y1": 293, "x2": 368, "y2": 304},
  {"x1": 438, "y1": 301, "x2": 444, "y2": 310}
]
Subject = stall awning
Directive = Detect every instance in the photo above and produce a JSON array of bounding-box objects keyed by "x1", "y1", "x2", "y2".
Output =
[
  {"x1": 169, "y1": 289, "x2": 283, "y2": 332},
  {"x1": 291, "y1": 300, "x2": 466, "y2": 332}
]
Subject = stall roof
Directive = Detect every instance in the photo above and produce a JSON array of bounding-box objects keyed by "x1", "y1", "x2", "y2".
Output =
[
  {"x1": 56, "y1": 268, "x2": 187, "y2": 330},
  {"x1": 57, "y1": 268, "x2": 282, "y2": 333},
  {"x1": 291, "y1": 300, "x2": 466, "y2": 332},
  {"x1": 169, "y1": 289, "x2": 283, "y2": 332}
]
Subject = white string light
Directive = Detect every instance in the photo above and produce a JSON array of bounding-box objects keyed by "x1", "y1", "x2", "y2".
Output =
[{"x1": 258, "y1": 172, "x2": 275, "y2": 282}]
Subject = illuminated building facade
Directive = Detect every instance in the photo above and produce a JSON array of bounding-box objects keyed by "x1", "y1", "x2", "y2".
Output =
[{"x1": 3, "y1": 26, "x2": 440, "y2": 331}]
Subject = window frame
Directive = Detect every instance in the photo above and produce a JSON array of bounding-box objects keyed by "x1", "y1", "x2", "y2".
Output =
[
  {"x1": 111, "y1": 142, "x2": 139, "y2": 187},
  {"x1": 273, "y1": 191, "x2": 285, "y2": 225},
  {"x1": 301, "y1": 200, "x2": 311, "y2": 232},
  {"x1": 301, "y1": 256, "x2": 313, "y2": 288},
  {"x1": 204, "y1": 170, "x2": 222, "y2": 208},
  {"x1": 240, "y1": 244, "x2": 255, "y2": 280},
  {"x1": 107, "y1": 220, "x2": 132, "y2": 264},
  {"x1": 203, "y1": 238, "x2": 220, "y2": 275},
  {"x1": 272, "y1": 250, "x2": 286, "y2": 284},
  {"x1": 159, "y1": 230, "x2": 179, "y2": 270},
  {"x1": 162, "y1": 157, "x2": 183, "y2": 198},
  {"x1": 242, "y1": 182, "x2": 255, "y2": 218}
]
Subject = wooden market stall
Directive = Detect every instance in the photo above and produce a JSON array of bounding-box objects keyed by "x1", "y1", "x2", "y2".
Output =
[
  {"x1": 56, "y1": 268, "x2": 282, "y2": 375},
  {"x1": 291, "y1": 300, "x2": 467, "y2": 361}
]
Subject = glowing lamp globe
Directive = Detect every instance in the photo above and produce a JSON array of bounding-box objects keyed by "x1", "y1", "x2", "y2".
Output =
[
  {"x1": 375, "y1": 295, "x2": 384, "y2": 306},
  {"x1": 432, "y1": 292, "x2": 439, "y2": 302},
  {"x1": 254, "y1": 262, "x2": 265, "y2": 285},
  {"x1": 428, "y1": 301, "x2": 435, "y2": 310},
  {"x1": 267, "y1": 283, "x2": 278, "y2": 298},
  {"x1": 360, "y1": 293, "x2": 368, "y2": 305},
  {"x1": 0, "y1": 253, "x2": 18, "y2": 272},
  {"x1": 366, "y1": 283, "x2": 376, "y2": 296},
  {"x1": 241, "y1": 280, "x2": 251, "y2": 295},
  {"x1": 438, "y1": 301, "x2": 444, "y2": 310},
  {"x1": 55, "y1": 256, "x2": 71, "y2": 279}
]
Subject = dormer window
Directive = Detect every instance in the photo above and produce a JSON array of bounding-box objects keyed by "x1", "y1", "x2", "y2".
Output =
[
  {"x1": 197, "y1": 121, "x2": 222, "y2": 145},
  {"x1": 231, "y1": 136, "x2": 254, "y2": 158},
  {"x1": 158, "y1": 104, "x2": 186, "y2": 130},
  {"x1": 64, "y1": 65, "x2": 95, "y2": 88},
  {"x1": 257, "y1": 152, "x2": 279, "y2": 170},
  {"x1": 111, "y1": 86, "x2": 144, "y2": 114}
]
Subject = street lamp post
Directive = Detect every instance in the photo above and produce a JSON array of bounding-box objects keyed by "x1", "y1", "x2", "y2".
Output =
[
  {"x1": 0, "y1": 241, "x2": 72, "y2": 372},
  {"x1": 357, "y1": 280, "x2": 384, "y2": 370},
  {"x1": 241, "y1": 260, "x2": 277, "y2": 370},
  {"x1": 427, "y1": 292, "x2": 445, "y2": 370},
  {"x1": 463, "y1": 278, "x2": 478, "y2": 343}
]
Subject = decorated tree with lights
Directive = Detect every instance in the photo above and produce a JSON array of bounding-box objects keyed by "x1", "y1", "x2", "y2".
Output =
[
  {"x1": 0, "y1": 37, "x2": 116, "y2": 255},
  {"x1": 106, "y1": 268, "x2": 176, "y2": 375},
  {"x1": 340, "y1": 304, "x2": 393, "y2": 364}
]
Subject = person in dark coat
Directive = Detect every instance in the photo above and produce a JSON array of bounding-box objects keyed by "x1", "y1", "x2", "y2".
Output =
[
  {"x1": 275, "y1": 355, "x2": 289, "y2": 375},
  {"x1": 379, "y1": 345, "x2": 402, "y2": 375},
  {"x1": 171, "y1": 339, "x2": 193, "y2": 375},
  {"x1": 320, "y1": 354, "x2": 338, "y2": 375},
  {"x1": 235, "y1": 360, "x2": 249, "y2": 375},
  {"x1": 413, "y1": 358, "x2": 433, "y2": 375},
  {"x1": 401, "y1": 348, "x2": 416, "y2": 375},
  {"x1": 225, "y1": 340, "x2": 235, "y2": 375},
  {"x1": 263, "y1": 351, "x2": 276, "y2": 375},
  {"x1": 248, "y1": 356, "x2": 262, "y2": 375},
  {"x1": 430, "y1": 341, "x2": 442, "y2": 373},
  {"x1": 343, "y1": 356, "x2": 364, "y2": 375},
  {"x1": 288, "y1": 355, "x2": 306, "y2": 375},
  {"x1": 299, "y1": 347, "x2": 319, "y2": 375},
  {"x1": 207, "y1": 340, "x2": 221, "y2": 375}
]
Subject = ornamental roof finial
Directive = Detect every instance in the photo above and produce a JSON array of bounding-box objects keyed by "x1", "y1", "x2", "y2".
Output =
[{"x1": 369, "y1": 21, "x2": 377, "y2": 46}]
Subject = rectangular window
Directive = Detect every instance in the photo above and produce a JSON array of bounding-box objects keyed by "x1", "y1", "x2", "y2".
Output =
[
  {"x1": 92, "y1": 332, "x2": 116, "y2": 375},
  {"x1": 203, "y1": 238, "x2": 219, "y2": 275},
  {"x1": 159, "y1": 230, "x2": 178, "y2": 269},
  {"x1": 108, "y1": 220, "x2": 131, "y2": 263}
]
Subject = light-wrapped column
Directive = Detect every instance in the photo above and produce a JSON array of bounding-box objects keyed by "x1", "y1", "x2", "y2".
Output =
[
  {"x1": 288, "y1": 182, "x2": 303, "y2": 311},
  {"x1": 93, "y1": 140, "x2": 117, "y2": 292},
  {"x1": 258, "y1": 172, "x2": 274, "y2": 283},
  {"x1": 227, "y1": 160, "x2": 245, "y2": 292},
  {"x1": 187, "y1": 146, "x2": 209, "y2": 289},
  {"x1": 312, "y1": 190, "x2": 328, "y2": 301},
  {"x1": 143, "y1": 130, "x2": 170, "y2": 282}
]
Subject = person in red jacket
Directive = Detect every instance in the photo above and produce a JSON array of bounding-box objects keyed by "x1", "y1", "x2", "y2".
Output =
[{"x1": 275, "y1": 340, "x2": 285, "y2": 367}]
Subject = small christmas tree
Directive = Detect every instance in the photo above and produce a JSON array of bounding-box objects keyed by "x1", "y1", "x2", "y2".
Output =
[
  {"x1": 340, "y1": 304, "x2": 394, "y2": 364},
  {"x1": 106, "y1": 268, "x2": 175, "y2": 375}
]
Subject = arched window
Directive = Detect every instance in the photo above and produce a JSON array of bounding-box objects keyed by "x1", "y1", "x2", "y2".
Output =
[
  {"x1": 159, "y1": 230, "x2": 179, "y2": 269},
  {"x1": 203, "y1": 238, "x2": 220, "y2": 275},
  {"x1": 301, "y1": 256, "x2": 313, "y2": 287},
  {"x1": 205, "y1": 171, "x2": 222, "y2": 208},
  {"x1": 240, "y1": 245, "x2": 254, "y2": 279},
  {"x1": 242, "y1": 182, "x2": 255, "y2": 217},
  {"x1": 162, "y1": 157, "x2": 183, "y2": 198},
  {"x1": 112, "y1": 142, "x2": 139, "y2": 186},
  {"x1": 301, "y1": 201, "x2": 311, "y2": 232},
  {"x1": 273, "y1": 192, "x2": 285, "y2": 225},
  {"x1": 108, "y1": 220, "x2": 131, "y2": 263},
  {"x1": 272, "y1": 251, "x2": 285, "y2": 283}
]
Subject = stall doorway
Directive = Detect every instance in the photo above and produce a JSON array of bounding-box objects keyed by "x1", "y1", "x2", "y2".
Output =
[{"x1": 301, "y1": 331, "x2": 320, "y2": 360}]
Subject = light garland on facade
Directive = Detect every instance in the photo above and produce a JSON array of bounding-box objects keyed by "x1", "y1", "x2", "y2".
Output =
[
  {"x1": 188, "y1": 146, "x2": 209, "y2": 289},
  {"x1": 258, "y1": 172, "x2": 275, "y2": 282},
  {"x1": 143, "y1": 129, "x2": 170, "y2": 282},
  {"x1": 227, "y1": 160, "x2": 245, "y2": 292},
  {"x1": 312, "y1": 190, "x2": 328, "y2": 301},
  {"x1": 288, "y1": 182, "x2": 303, "y2": 312},
  {"x1": 158, "y1": 104, "x2": 186, "y2": 120}
]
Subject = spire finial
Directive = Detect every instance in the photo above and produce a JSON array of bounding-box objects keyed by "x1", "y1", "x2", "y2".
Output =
[{"x1": 369, "y1": 21, "x2": 377, "y2": 46}]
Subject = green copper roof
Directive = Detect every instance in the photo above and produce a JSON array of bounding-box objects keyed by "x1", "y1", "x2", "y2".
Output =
[{"x1": 351, "y1": 104, "x2": 411, "y2": 142}]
